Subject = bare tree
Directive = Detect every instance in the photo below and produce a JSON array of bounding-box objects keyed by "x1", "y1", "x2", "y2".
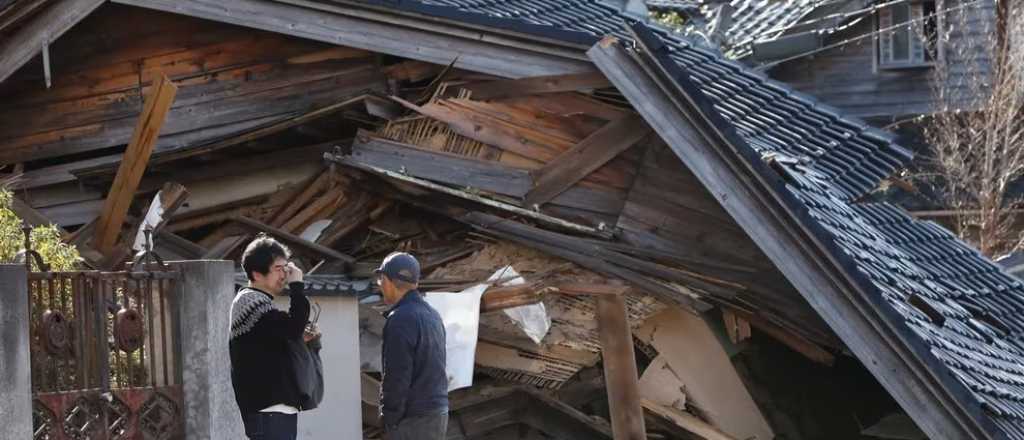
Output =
[{"x1": 914, "y1": 1, "x2": 1024, "y2": 257}]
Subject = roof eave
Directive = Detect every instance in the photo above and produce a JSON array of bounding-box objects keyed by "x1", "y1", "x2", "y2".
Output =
[{"x1": 111, "y1": 0, "x2": 597, "y2": 79}]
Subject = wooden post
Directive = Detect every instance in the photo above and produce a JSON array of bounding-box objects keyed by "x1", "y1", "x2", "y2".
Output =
[{"x1": 597, "y1": 294, "x2": 646, "y2": 440}]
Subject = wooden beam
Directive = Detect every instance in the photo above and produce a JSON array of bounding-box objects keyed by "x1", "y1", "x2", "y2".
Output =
[
  {"x1": 231, "y1": 215, "x2": 355, "y2": 264},
  {"x1": 524, "y1": 115, "x2": 649, "y2": 208},
  {"x1": 480, "y1": 284, "x2": 550, "y2": 313},
  {"x1": 589, "y1": 34, "x2": 989, "y2": 440},
  {"x1": 145, "y1": 95, "x2": 367, "y2": 167},
  {"x1": 463, "y1": 72, "x2": 612, "y2": 100},
  {"x1": 642, "y1": 399, "x2": 738, "y2": 440},
  {"x1": 596, "y1": 294, "x2": 646, "y2": 440},
  {"x1": 0, "y1": 0, "x2": 104, "y2": 84},
  {"x1": 94, "y1": 72, "x2": 178, "y2": 255},
  {"x1": 112, "y1": 0, "x2": 594, "y2": 80}
]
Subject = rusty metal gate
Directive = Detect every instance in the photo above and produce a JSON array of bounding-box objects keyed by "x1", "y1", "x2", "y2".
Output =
[{"x1": 24, "y1": 229, "x2": 184, "y2": 440}]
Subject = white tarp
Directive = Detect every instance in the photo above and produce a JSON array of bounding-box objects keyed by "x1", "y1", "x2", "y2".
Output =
[
  {"x1": 424, "y1": 266, "x2": 552, "y2": 391},
  {"x1": 424, "y1": 281, "x2": 488, "y2": 391}
]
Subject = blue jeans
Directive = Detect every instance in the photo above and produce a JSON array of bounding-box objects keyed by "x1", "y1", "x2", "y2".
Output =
[{"x1": 242, "y1": 412, "x2": 297, "y2": 440}]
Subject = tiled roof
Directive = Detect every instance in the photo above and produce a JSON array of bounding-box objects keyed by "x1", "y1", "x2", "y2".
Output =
[
  {"x1": 628, "y1": 18, "x2": 1024, "y2": 439},
  {"x1": 233, "y1": 273, "x2": 375, "y2": 297}
]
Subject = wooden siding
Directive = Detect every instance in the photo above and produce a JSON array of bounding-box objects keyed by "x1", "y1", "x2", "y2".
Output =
[
  {"x1": 769, "y1": 0, "x2": 996, "y2": 120},
  {"x1": 0, "y1": 4, "x2": 386, "y2": 165}
]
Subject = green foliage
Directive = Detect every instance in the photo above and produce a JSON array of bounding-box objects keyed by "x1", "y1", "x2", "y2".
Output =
[
  {"x1": 0, "y1": 189, "x2": 81, "y2": 270},
  {"x1": 651, "y1": 11, "x2": 688, "y2": 30}
]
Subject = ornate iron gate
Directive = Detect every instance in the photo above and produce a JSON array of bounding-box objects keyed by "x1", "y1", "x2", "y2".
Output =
[{"x1": 24, "y1": 230, "x2": 184, "y2": 440}]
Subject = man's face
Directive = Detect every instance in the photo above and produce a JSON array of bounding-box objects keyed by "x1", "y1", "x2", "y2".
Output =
[
  {"x1": 254, "y1": 256, "x2": 288, "y2": 295},
  {"x1": 377, "y1": 274, "x2": 399, "y2": 304}
]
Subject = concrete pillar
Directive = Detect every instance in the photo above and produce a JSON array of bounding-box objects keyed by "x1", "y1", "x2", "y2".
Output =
[
  {"x1": 170, "y1": 260, "x2": 244, "y2": 439},
  {"x1": 0, "y1": 264, "x2": 31, "y2": 439}
]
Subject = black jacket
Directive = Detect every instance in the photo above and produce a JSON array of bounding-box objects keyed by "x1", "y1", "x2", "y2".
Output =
[
  {"x1": 381, "y1": 290, "x2": 449, "y2": 428},
  {"x1": 229, "y1": 283, "x2": 310, "y2": 414}
]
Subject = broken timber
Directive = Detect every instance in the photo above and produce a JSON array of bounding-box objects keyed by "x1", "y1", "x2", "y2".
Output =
[
  {"x1": 231, "y1": 215, "x2": 356, "y2": 265},
  {"x1": 94, "y1": 72, "x2": 178, "y2": 255},
  {"x1": 597, "y1": 294, "x2": 646, "y2": 440},
  {"x1": 525, "y1": 115, "x2": 650, "y2": 208}
]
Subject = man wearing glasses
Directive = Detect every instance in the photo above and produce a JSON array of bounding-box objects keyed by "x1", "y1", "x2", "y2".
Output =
[{"x1": 376, "y1": 252, "x2": 449, "y2": 439}]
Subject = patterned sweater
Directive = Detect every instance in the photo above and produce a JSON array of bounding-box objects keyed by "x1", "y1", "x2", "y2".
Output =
[{"x1": 229, "y1": 283, "x2": 309, "y2": 414}]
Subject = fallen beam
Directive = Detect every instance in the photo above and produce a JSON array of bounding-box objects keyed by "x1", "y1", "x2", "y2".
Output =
[
  {"x1": 231, "y1": 215, "x2": 355, "y2": 264},
  {"x1": 94, "y1": 72, "x2": 178, "y2": 255},
  {"x1": 597, "y1": 294, "x2": 646, "y2": 440},
  {"x1": 463, "y1": 72, "x2": 612, "y2": 100},
  {"x1": 525, "y1": 115, "x2": 650, "y2": 208}
]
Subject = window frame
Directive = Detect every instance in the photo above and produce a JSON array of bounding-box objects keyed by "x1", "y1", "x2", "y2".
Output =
[{"x1": 875, "y1": 0, "x2": 941, "y2": 70}]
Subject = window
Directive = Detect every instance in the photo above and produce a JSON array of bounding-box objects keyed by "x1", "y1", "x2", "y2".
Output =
[{"x1": 877, "y1": 1, "x2": 939, "y2": 68}]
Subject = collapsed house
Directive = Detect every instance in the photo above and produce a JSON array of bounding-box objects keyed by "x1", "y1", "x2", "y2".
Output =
[{"x1": 5, "y1": 1, "x2": 1024, "y2": 439}]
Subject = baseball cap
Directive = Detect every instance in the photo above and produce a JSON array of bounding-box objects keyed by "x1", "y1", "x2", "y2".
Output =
[{"x1": 374, "y1": 252, "x2": 420, "y2": 284}]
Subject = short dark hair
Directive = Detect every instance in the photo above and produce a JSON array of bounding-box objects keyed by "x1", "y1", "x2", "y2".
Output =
[{"x1": 242, "y1": 234, "x2": 290, "y2": 281}]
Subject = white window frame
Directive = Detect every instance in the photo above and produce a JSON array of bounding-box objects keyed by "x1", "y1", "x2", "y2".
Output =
[{"x1": 877, "y1": 0, "x2": 940, "y2": 69}]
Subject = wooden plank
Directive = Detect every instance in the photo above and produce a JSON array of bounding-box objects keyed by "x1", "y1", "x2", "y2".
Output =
[
  {"x1": 231, "y1": 215, "x2": 355, "y2": 264},
  {"x1": 554, "y1": 283, "x2": 629, "y2": 296},
  {"x1": 596, "y1": 294, "x2": 646, "y2": 440},
  {"x1": 279, "y1": 186, "x2": 344, "y2": 233},
  {"x1": 464, "y1": 72, "x2": 611, "y2": 100},
  {"x1": 112, "y1": 0, "x2": 594, "y2": 80},
  {"x1": 11, "y1": 195, "x2": 63, "y2": 231},
  {"x1": 0, "y1": 0, "x2": 105, "y2": 84},
  {"x1": 269, "y1": 171, "x2": 331, "y2": 227},
  {"x1": 93, "y1": 72, "x2": 178, "y2": 255},
  {"x1": 525, "y1": 115, "x2": 649, "y2": 208},
  {"x1": 634, "y1": 309, "x2": 773, "y2": 440},
  {"x1": 146, "y1": 95, "x2": 367, "y2": 166},
  {"x1": 589, "y1": 36, "x2": 990, "y2": 440},
  {"x1": 642, "y1": 399, "x2": 737, "y2": 440}
]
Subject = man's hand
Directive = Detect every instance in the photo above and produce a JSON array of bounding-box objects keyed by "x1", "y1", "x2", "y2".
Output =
[{"x1": 286, "y1": 261, "x2": 304, "y2": 283}]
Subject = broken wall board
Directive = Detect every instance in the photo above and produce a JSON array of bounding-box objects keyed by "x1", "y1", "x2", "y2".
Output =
[
  {"x1": 634, "y1": 308, "x2": 774, "y2": 440},
  {"x1": 349, "y1": 136, "x2": 627, "y2": 215},
  {"x1": 94, "y1": 72, "x2": 177, "y2": 254}
]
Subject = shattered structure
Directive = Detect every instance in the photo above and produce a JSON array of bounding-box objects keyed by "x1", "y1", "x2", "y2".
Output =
[{"x1": 3, "y1": 1, "x2": 1024, "y2": 439}]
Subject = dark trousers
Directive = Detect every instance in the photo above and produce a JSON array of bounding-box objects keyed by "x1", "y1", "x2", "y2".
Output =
[
  {"x1": 242, "y1": 412, "x2": 297, "y2": 440},
  {"x1": 387, "y1": 413, "x2": 449, "y2": 440}
]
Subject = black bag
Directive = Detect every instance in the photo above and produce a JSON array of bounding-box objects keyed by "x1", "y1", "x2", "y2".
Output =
[{"x1": 287, "y1": 337, "x2": 324, "y2": 410}]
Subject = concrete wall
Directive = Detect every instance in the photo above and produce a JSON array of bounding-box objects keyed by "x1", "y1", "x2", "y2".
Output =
[
  {"x1": 273, "y1": 294, "x2": 363, "y2": 440},
  {"x1": 0, "y1": 264, "x2": 31, "y2": 439}
]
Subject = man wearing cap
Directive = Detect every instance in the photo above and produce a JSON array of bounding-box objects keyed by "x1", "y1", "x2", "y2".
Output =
[{"x1": 376, "y1": 252, "x2": 449, "y2": 439}]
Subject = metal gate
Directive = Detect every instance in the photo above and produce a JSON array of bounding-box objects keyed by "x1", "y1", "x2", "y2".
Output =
[{"x1": 24, "y1": 229, "x2": 184, "y2": 440}]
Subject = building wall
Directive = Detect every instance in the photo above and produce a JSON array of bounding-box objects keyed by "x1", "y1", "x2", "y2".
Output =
[
  {"x1": 274, "y1": 295, "x2": 363, "y2": 440},
  {"x1": 768, "y1": 0, "x2": 997, "y2": 120}
]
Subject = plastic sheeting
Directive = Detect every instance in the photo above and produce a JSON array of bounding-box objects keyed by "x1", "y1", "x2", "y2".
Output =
[{"x1": 424, "y1": 282, "x2": 488, "y2": 391}]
